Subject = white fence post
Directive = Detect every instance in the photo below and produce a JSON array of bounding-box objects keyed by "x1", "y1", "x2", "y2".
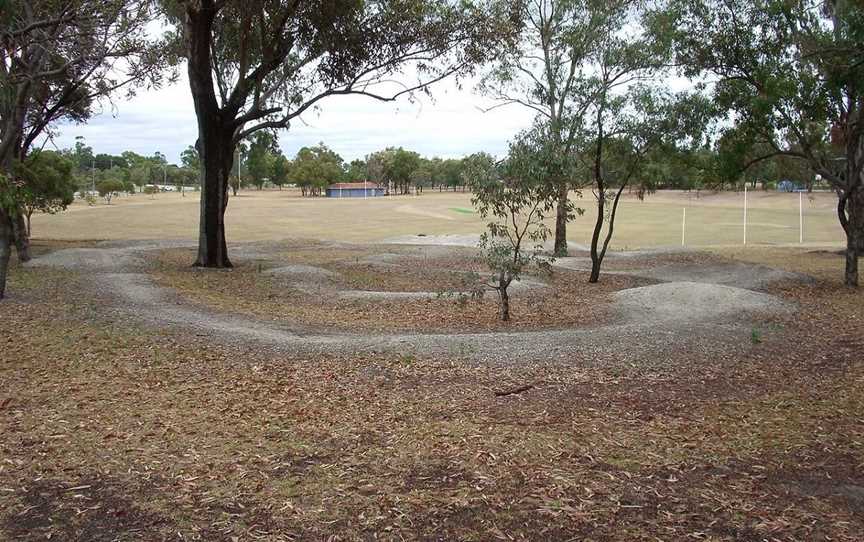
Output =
[
  {"x1": 682, "y1": 207, "x2": 686, "y2": 247},
  {"x1": 799, "y1": 191, "x2": 804, "y2": 244}
]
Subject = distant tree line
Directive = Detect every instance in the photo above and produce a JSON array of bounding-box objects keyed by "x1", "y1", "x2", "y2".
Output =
[{"x1": 238, "y1": 140, "x2": 472, "y2": 197}]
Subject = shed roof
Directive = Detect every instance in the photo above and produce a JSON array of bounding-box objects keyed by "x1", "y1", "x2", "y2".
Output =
[{"x1": 327, "y1": 182, "x2": 381, "y2": 189}]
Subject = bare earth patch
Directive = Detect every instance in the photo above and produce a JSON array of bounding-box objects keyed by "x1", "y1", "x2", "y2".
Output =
[{"x1": 144, "y1": 244, "x2": 640, "y2": 334}]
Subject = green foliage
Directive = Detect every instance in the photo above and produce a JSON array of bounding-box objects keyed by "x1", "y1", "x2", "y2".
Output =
[
  {"x1": 270, "y1": 155, "x2": 291, "y2": 189},
  {"x1": 13, "y1": 151, "x2": 76, "y2": 225},
  {"x1": 96, "y1": 179, "x2": 125, "y2": 204},
  {"x1": 291, "y1": 143, "x2": 345, "y2": 196},
  {"x1": 665, "y1": 0, "x2": 864, "y2": 284},
  {"x1": 467, "y1": 129, "x2": 561, "y2": 320},
  {"x1": 750, "y1": 327, "x2": 762, "y2": 345},
  {"x1": 366, "y1": 147, "x2": 423, "y2": 194},
  {"x1": 346, "y1": 159, "x2": 367, "y2": 181},
  {"x1": 180, "y1": 145, "x2": 200, "y2": 173},
  {"x1": 246, "y1": 132, "x2": 278, "y2": 190}
]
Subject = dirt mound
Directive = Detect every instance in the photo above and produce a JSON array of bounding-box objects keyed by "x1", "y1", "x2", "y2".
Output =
[
  {"x1": 555, "y1": 258, "x2": 812, "y2": 289},
  {"x1": 631, "y1": 262, "x2": 812, "y2": 289},
  {"x1": 613, "y1": 281, "x2": 791, "y2": 323}
]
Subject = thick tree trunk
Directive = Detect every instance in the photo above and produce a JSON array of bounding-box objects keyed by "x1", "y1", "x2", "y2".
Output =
[
  {"x1": 553, "y1": 185, "x2": 569, "y2": 257},
  {"x1": 0, "y1": 209, "x2": 12, "y2": 300},
  {"x1": 844, "y1": 189, "x2": 863, "y2": 287},
  {"x1": 12, "y1": 211, "x2": 30, "y2": 263},
  {"x1": 195, "y1": 130, "x2": 234, "y2": 268},
  {"x1": 845, "y1": 231, "x2": 858, "y2": 287},
  {"x1": 186, "y1": 4, "x2": 234, "y2": 268}
]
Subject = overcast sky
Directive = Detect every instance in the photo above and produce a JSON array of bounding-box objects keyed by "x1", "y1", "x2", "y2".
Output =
[{"x1": 49, "y1": 70, "x2": 536, "y2": 165}]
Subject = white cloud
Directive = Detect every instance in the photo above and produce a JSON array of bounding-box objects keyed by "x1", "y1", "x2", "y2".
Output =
[{"x1": 50, "y1": 70, "x2": 535, "y2": 165}]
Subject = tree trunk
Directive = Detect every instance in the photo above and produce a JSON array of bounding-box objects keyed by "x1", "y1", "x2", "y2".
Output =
[
  {"x1": 498, "y1": 288, "x2": 510, "y2": 321},
  {"x1": 12, "y1": 211, "x2": 30, "y2": 263},
  {"x1": 589, "y1": 189, "x2": 605, "y2": 284},
  {"x1": 497, "y1": 272, "x2": 511, "y2": 321},
  {"x1": 186, "y1": 4, "x2": 234, "y2": 268},
  {"x1": 553, "y1": 185, "x2": 569, "y2": 256},
  {"x1": 194, "y1": 130, "x2": 234, "y2": 268},
  {"x1": 845, "y1": 231, "x2": 858, "y2": 287},
  {"x1": 844, "y1": 189, "x2": 863, "y2": 287},
  {"x1": 0, "y1": 209, "x2": 12, "y2": 300}
]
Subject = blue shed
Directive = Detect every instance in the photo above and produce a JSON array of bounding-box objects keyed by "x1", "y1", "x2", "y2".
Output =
[
  {"x1": 777, "y1": 179, "x2": 804, "y2": 192},
  {"x1": 326, "y1": 182, "x2": 384, "y2": 198}
]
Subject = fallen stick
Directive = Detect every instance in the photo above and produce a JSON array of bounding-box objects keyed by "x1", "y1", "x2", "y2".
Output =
[{"x1": 494, "y1": 384, "x2": 534, "y2": 397}]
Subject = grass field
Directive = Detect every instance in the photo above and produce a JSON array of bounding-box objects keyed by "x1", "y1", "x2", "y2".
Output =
[{"x1": 31, "y1": 188, "x2": 846, "y2": 248}]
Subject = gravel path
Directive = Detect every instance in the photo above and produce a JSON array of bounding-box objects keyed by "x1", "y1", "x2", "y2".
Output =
[{"x1": 26, "y1": 239, "x2": 798, "y2": 366}]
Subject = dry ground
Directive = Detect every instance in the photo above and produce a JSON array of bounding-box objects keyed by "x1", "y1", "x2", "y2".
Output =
[
  {"x1": 146, "y1": 242, "x2": 651, "y2": 333},
  {"x1": 1, "y1": 238, "x2": 863, "y2": 541},
  {"x1": 30, "y1": 189, "x2": 846, "y2": 248}
]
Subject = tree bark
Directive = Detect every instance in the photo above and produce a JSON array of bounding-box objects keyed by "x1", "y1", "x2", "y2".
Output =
[
  {"x1": 588, "y1": 194, "x2": 604, "y2": 283},
  {"x1": 186, "y1": 3, "x2": 234, "y2": 268},
  {"x1": 553, "y1": 185, "x2": 569, "y2": 257},
  {"x1": 194, "y1": 129, "x2": 234, "y2": 268},
  {"x1": 498, "y1": 287, "x2": 510, "y2": 321},
  {"x1": 497, "y1": 272, "x2": 511, "y2": 321},
  {"x1": 590, "y1": 185, "x2": 626, "y2": 283},
  {"x1": 0, "y1": 209, "x2": 12, "y2": 300},
  {"x1": 843, "y1": 189, "x2": 863, "y2": 287},
  {"x1": 588, "y1": 97, "x2": 606, "y2": 284},
  {"x1": 12, "y1": 211, "x2": 30, "y2": 263}
]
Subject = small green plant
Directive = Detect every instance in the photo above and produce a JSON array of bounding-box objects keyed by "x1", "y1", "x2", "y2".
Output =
[
  {"x1": 84, "y1": 192, "x2": 97, "y2": 206},
  {"x1": 397, "y1": 354, "x2": 416, "y2": 366},
  {"x1": 750, "y1": 327, "x2": 762, "y2": 344}
]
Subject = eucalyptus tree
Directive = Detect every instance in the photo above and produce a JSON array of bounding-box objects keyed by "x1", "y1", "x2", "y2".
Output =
[
  {"x1": 13, "y1": 151, "x2": 76, "y2": 238},
  {"x1": 665, "y1": 0, "x2": 864, "y2": 286},
  {"x1": 0, "y1": 0, "x2": 168, "y2": 299},
  {"x1": 468, "y1": 124, "x2": 567, "y2": 320},
  {"x1": 290, "y1": 144, "x2": 344, "y2": 196},
  {"x1": 479, "y1": 0, "x2": 633, "y2": 256},
  {"x1": 246, "y1": 132, "x2": 277, "y2": 190},
  {"x1": 169, "y1": 0, "x2": 512, "y2": 268},
  {"x1": 583, "y1": 87, "x2": 711, "y2": 282}
]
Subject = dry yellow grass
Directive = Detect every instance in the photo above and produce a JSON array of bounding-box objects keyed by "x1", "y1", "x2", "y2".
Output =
[{"x1": 31, "y1": 188, "x2": 846, "y2": 248}]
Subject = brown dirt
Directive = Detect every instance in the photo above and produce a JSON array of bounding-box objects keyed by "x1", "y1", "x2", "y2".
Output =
[{"x1": 147, "y1": 246, "x2": 649, "y2": 333}]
